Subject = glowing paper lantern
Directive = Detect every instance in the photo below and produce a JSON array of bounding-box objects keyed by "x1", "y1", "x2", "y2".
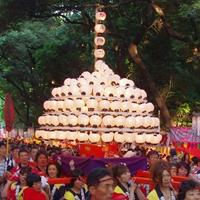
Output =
[
  {"x1": 124, "y1": 133, "x2": 135, "y2": 143},
  {"x1": 64, "y1": 98, "x2": 74, "y2": 111},
  {"x1": 90, "y1": 115, "x2": 102, "y2": 127},
  {"x1": 94, "y1": 37, "x2": 105, "y2": 46},
  {"x1": 56, "y1": 131, "x2": 67, "y2": 140},
  {"x1": 78, "y1": 114, "x2": 90, "y2": 127},
  {"x1": 102, "y1": 115, "x2": 114, "y2": 127},
  {"x1": 110, "y1": 101, "x2": 121, "y2": 112},
  {"x1": 68, "y1": 114, "x2": 78, "y2": 126},
  {"x1": 114, "y1": 132, "x2": 125, "y2": 143},
  {"x1": 101, "y1": 132, "x2": 114, "y2": 143},
  {"x1": 67, "y1": 131, "x2": 77, "y2": 140},
  {"x1": 94, "y1": 24, "x2": 106, "y2": 33},
  {"x1": 135, "y1": 133, "x2": 146, "y2": 144},
  {"x1": 78, "y1": 132, "x2": 89, "y2": 142},
  {"x1": 74, "y1": 98, "x2": 85, "y2": 110},
  {"x1": 89, "y1": 133, "x2": 101, "y2": 143},
  {"x1": 116, "y1": 87, "x2": 125, "y2": 98},
  {"x1": 114, "y1": 116, "x2": 126, "y2": 128},
  {"x1": 94, "y1": 49, "x2": 105, "y2": 58},
  {"x1": 86, "y1": 98, "x2": 98, "y2": 111},
  {"x1": 99, "y1": 99, "x2": 110, "y2": 111},
  {"x1": 95, "y1": 12, "x2": 106, "y2": 20},
  {"x1": 145, "y1": 133, "x2": 153, "y2": 143}
]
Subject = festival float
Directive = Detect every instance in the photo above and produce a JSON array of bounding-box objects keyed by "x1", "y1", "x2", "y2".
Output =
[{"x1": 35, "y1": 6, "x2": 162, "y2": 175}]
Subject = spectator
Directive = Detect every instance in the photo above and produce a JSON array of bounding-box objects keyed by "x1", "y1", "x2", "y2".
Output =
[
  {"x1": 23, "y1": 173, "x2": 48, "y2": 200},
  {"x1": 112, "y1": 163, "x2": 145, "y2": 200},
  {"x1": 64, "y1": 169, "x2": 87, "y2": 200},
  {"x1": 177, "y1": 179, "x2": 200, "y2": 200},
  {"x1": 30, "y1": 146, "x2": 38, "y2": 162},
  {"x1": 182, "y1": 153, "x2": 191, "y2": 165},
  {"x1": 170, "y1": 163, "x2": 177, "y2": 177},
  {"x1": 35, "y1": 150, "x2": 48, "y2": 176},
  {"x1": 2, "y1": 167, "x2": 31, "y2": 200},
  {"x1": 0, "y1": 142, "x2": 7, "y2": 182},
  {"x1": 147, "y1": 151, "x2": 159, "y2": 169},
  {"x1": 147, "y1": 160, "x2": 176, "y2": 200},
  {"x1": 86, "y1": 168, "x2": 114, "y2": 200},
  {"x1": 46, "y1": 163, "x2": 65, "y2": 200},
  {"x1": 177, "y1": 162, "x2": 190, "y2": 177}
]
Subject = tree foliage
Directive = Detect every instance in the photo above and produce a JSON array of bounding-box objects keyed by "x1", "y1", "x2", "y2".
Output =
[{"x1": 0, "y1": 0, "x2": 199, "y2": 128}]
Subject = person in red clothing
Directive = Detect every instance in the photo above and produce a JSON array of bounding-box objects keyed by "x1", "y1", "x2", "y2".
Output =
[{"x1": 23, "y1": 173, "x2": 48, "y2": 200}]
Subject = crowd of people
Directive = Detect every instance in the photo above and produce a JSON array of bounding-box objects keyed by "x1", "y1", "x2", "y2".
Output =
[{"x1": 0, "y1": 139, "x2": 199, "y2": 200}]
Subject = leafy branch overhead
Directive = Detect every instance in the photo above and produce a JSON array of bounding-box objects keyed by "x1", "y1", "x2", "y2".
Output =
[{"x1": 0, "y1": 0, "x2": 199, "y2": 128}]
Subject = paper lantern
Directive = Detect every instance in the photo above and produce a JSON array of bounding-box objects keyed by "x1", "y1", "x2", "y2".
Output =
[
  {"x1": 56, "y1": 131, "x2": 67, "y2": 140},
  {"x1": 140, "y1": 89, "x2": 147, "y2": 100},
  {"x1": 88, "y1": 76, "x2": 98, "y2": 86},
  {"x1": 78, "y1": 114, "x2": 90, "y2": 127},
  {"x1": 64, "y1": 78, "x2": 72, "y2": 86},
  {"x1": 151, "y1": 134, "x2": 162, "y2": 144},
  {"x1": 125, "y1": 88, "x2": 135, "y2": 99},
  {"x1": 52, "y1": 87, "x2": 61, "y2": 97},
  {"x1": 133, "y1": 88, "x2": 141, "y2": 100},
  {"x1": 115, "y1": 87, "x2": 125, "y2": 98},
  {"x1": 135, "y1": 133, "x2": 146, "y2": 144},
  {"x1": 50, "y1": 115, "x2": 59, "y2": 126},
  {"x1": 114, "y1": 116, "x2": 126, "y2": 128},
  {"x1": 121, "y1": 100, "x2": 130, "y2": 112},
  {"x1": 80, "y1": 84, "x2": 92, "y2": 96},
  {"x1": 125, "y1": 116, "x2": 135, "y2": 128},
  {"x1": 90, "y1": 115, "x2": 102, "y2": 127},
  {"x1": 81, "y1": 106, "x2": 88, "y2": 112},
  {"x1": 110, "y1": 101, "x2": 121, "y2": 112},
  {"x1": 67, "y1": 131, "x2": 77, "y2": 140},
  {"x1": 139, "y1": 104, "x2": 147, "y2": 114},
  {"x1": 49, "y1": 100, "x2": 57, "y2": 111},
  {"x1": 35, "y1": 130, "x2": 42, "y2": 138},
  {"x1": 99, "y1": 99, "x2": 110, "y2": 111},
  {"x1": 58, "y1": 114, "x2": 68, "y2": 126},
  {"x1": 41, "y1": 130, "x2": 48, "y2": 140},
  {"x1": 89, "y1": 133, "x2": 101, "y2": 143},
  {"x1": 69, "y1": 85, "x2": 80, "y2": 96},
  {"x1": 74, "y1": 98, "x2": 85, "y2": 110},
  {"x1": 95, "y1": 12, "x2": 106, "y2": 20},
  {"x1": 101, "y1": 132, "x2": 114, "y2": 143},
  {"x1": 130, "y1": 103, "x2": 138, "y2": 113},
  {"x1": 77, "y1": 78, "x2": 88, "y2": 87},
  {"x1": 154, "y1": 117, "x2": 160, "y2": 127},
  {"x1": 146, "y1": 102, "x2": 154, "y2": 113},
  {"x1": 48, "y1": 131, "x2": 57, "y2": 139},
  {"x1": 94, "y1": 37, "x2": 105, "y2": 46},
  {"x1": 44, "y1": 115, "x2": 51, "y2": 125},
  {"x1": 93, "y1": 86, "x2": 105, "y2": 96},
  {"x1": 80, "y1": 71, "x2": 91, "y2": 80},
  {"x1": 114, "y1": 132, "x2": 125, "y2": 143},
  {"x1": 56, "y1": 100, "x2": 65, "y2": 111},
  {"x1": 64, "y1": 98, "x2": 74, "y2": 111},
  {"x1": 102, "y1": 115, "x2": 114, "y2": 127},
  {"x1": 38, "y1": 116, "x2": 45, "y2": 125},
  {"x1": 143, "y1": 116, "x2": 151, "y2": 128},
  {"x1": 124, "y1": 133, "x2": 135, "y2": 143},
  {"x1": 43, "y1": 101, "x2": 50, "y2": 110},
  {"x1": 68, "y1": 114, "x2": 78, "y2": 126},
  {"x1": 94, "y1": 49, "x2": 105, "y2": 58},
  {"x1": 145, "y1": 133, "x2": 153, "y2": 143},
  {"x1": 94, "y1": 24, "x2": 106, "y2": 33},
  {"x1": 86, "y1": 98, "x2": 98, "y2": 111},
  {"x1": 135, "y1": 116, "x2": 144, "y2": 128},
  {"x1": 104, "y1": 87, "x2": 115, "y2": 97},
  {"x1": 95, "y1": 60, "x2": 105, "y2": 71},
  {"x1": 60, "y1": 86, "x2": 69, "y2": 96},
  {"x1": 120, "y1": 78, "x2": 130, "y2": 87},
  {"x1": 109, "y1": 75, "x2": 120, "y2": 86},
  {"x1": 78, "y1": 132, "x2": 89, "y2": 142}
]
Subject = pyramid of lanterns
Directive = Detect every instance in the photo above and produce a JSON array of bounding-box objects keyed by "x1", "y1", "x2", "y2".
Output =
[{"x1": 35, "y1": 6, "x2": 162, "y2": 145}]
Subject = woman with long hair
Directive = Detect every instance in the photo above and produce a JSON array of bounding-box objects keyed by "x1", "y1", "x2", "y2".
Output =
[
  {"x1": 112, "y1": 163, "x2": 145, "y2": 200},
  {"x1": 46, "y1": 163, "x2": 65, "y2": 200},
  {"x1": 147, "y1": 160, "x2": 176, "y2": 200}
]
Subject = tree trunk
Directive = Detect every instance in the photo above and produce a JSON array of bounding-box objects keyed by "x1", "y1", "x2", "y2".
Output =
[{"x1": 128, "y1": 43, "x2": 172, "y2": 129}]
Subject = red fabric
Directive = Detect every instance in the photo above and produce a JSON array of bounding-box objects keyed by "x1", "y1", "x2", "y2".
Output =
[
  {"x1": 112, "y1": 193, "x2": 128, "y2": 200},
  {"x1": 23, "y1": 188, "x2": 46, "y2": 200},
  {"x1": 7, "y1": 186, "x2": 16, "y2": 200},
  {"x1": 3, "y1": 93, "x2": 15, "y2": 132}
]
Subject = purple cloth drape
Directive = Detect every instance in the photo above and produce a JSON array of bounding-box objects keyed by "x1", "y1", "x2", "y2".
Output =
[{"x1": 58, "y1": 155, "x2": 147, "y2": 176}]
